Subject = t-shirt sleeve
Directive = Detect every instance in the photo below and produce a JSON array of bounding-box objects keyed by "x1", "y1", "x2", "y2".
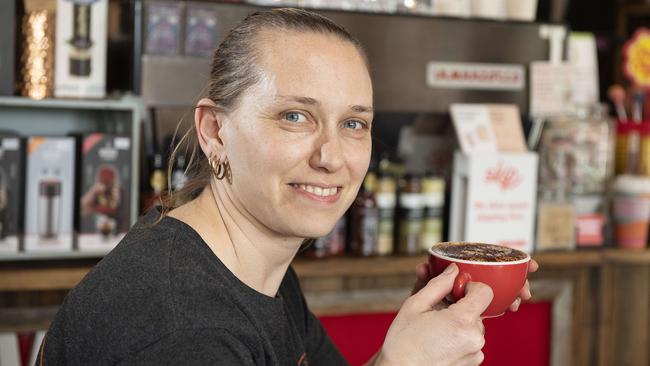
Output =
[
  {"x1": 284, "y1": 267, "x2": 349, "y2": 365},
  {"x1": 118, "y1": 328, "x2": 256, "y2": 366},
  {"x1": 303, "y1": 309, "x2": 350, "y2": 366}
]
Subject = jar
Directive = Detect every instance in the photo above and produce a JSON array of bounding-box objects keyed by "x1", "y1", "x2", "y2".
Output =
[{"x1": 537, "y1": 104, "x2": 614, "y2": 195}]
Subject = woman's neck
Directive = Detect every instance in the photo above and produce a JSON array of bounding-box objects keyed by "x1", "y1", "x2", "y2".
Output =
[{"x1": 168, "y1": 183, "x2": 301, "y2": 297}]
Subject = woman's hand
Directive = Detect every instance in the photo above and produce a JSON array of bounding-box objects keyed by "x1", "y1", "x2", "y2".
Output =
[
  {"x1": 509, "y1": 259, "x2": 539, "y2": 311},
  {"x1": 376, "y1": 264, "x2": 493, "y2": 366},
  {"x1": 410, "y1": 259, "x2": 540, "y2": 312}
]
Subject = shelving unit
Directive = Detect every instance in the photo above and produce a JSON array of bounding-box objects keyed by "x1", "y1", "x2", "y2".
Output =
[{"x1": 0, "y1": 95, "x2": 144, "y2": 261}]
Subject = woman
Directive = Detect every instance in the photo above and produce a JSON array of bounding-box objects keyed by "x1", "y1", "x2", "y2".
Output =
[{"x1": 38, "y1": 8, "x2": 536, "y2": 366}]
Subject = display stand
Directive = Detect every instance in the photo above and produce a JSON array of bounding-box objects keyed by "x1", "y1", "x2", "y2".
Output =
[{"x1": 450, "y1": 151, "x2": 539, "y2": 253}]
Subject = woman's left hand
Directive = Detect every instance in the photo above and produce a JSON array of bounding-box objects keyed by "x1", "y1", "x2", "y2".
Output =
[{"x1": 411, "y1": 259, "x2": 539, "y2": 312}]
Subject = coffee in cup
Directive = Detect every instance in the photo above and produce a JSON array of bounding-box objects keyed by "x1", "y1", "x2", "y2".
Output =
[{"x1": 429, "y1": 242, "x2": 530, "y2": 317}]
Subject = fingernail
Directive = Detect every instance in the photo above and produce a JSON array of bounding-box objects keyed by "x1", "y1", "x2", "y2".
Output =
[{"x1": 443, "y1": 264, "x2": 456, "y2": 274}]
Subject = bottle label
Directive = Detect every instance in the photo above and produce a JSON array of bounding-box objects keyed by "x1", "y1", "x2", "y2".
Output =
[
  {"x1": 360, "y1": 212, "x2": 378, "y2": 256},
  {"x1": 376, "y1": 192, "x2": 396, "y2": 208},
  {"x1": 420, "y1": 218, "x2": 442, "y2": 251},
  {"x1": 377, "y1": 219, "x2": 394, "y2": 255},
  {"x1": 399, "y1": 193, "x2": 424, "y2": 209}
]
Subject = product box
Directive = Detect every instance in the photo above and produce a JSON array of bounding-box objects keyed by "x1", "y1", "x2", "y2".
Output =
[
  {"x1": 55, "y1": 0, "x2": 108, "y2": 98},
  {"x1": 24, "y1": 137, "x2": 76, "y2": 252},
  {"x1": 145, "y1": 1, "x2": 182, "y2": 55},
  {"x1": 0, "y1": 0, "x2": 16, "y2": 96},
  {"x1": 449, "y1": 152, "x2": 539, "y2": 253},
  {"x1": 78, "y1": 134, "x2": 131, "y2": 252},
  {"x1": 0, "y1": 137, "x2": 25, "y2": 253}
]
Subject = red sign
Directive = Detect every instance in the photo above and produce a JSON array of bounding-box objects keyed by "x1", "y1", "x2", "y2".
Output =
[{"x1": 484, "y1": 160, "x2": 523, "y2": 190}]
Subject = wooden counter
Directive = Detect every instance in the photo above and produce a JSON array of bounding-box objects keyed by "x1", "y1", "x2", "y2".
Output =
[{"x1": 1, "y1": 248, "x2": 649, "y2": 365}]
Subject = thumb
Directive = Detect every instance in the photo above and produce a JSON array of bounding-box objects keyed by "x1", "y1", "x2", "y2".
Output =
[{"x1": 408, "y1": 264, "x2": 457, "y2": 313}]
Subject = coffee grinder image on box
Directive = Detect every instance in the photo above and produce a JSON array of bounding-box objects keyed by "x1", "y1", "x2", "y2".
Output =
[
  {"x1": 0, "y1": 168, "x2": 9, "y2": 243},
  {"x1": 0, "y1": 137, "x2": 24, "y2": 253},
  {"x1": 68, "y1": 0, "x2": 98, "y2": 77},
  {"x1": 78, "y1": 134, "x2": 130, "y2": 252},
  {"x1": 24, "y1": 137, "x2": 75, "y2": 252},
  {"x1": 80, "y1": 165, "x2": 119, "y2": 237},
  {"x1": 38, "y1": 175, "x2": 62, "y2": 239}
]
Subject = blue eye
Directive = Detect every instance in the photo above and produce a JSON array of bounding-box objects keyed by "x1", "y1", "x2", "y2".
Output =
[
  {"x1": 284, "y1": 112, "x2": 307, "y2": 123},
  {"x1": 343, "y1": 120, "x2": 366, "y2": 130}
]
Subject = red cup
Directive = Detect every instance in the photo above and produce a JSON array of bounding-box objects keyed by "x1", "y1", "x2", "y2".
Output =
[{"x1": 428, "y1": 242, "x2": 530, "y2": 318}]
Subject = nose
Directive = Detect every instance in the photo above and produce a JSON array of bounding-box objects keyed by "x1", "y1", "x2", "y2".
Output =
[{"x1": 310, "y1": 128, "x2": 344, "y2": 173}]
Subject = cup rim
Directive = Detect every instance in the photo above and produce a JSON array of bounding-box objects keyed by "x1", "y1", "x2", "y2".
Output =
[{"x1": 428, "y1": 242, "x2": 531, "y2": 266}]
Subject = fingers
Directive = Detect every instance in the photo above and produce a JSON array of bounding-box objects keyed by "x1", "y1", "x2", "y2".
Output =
[
  {"x1": 411, "y1": 263, "x2": 432, "y2": 295},
  {"x1": 407, "y1": 264, "x2": 457, "y2": 313},
  {"x1": 449, "y1": 282, "x2": 493, "y2": 319},
  {"x1": 529, "y1": 259, "x2": 539, "y2": 273},
  {"x1": 517, "y1": 280, "x2": 532, "y2": 301},
  {"x1": 415, "y1": 262, "x2": 431, "y2": 282},
  {"x1": 508, "y1": 297, "x2": 522, "y2": 312}
]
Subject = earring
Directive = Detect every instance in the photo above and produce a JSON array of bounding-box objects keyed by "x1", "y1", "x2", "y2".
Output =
[{"x1": 208, "y1": 153, "x2": 227, "y2": 180}]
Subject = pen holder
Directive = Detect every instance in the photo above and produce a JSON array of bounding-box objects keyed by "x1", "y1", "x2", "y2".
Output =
[
  {"x1": 617, "y1": 120, "x2": 650, "y2": 176},
  {"x1": 638, "y1": 121, "x2": 650, "y2": 176}
]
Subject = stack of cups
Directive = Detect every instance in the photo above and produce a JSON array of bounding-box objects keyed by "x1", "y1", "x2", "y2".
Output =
[{"x1": 612, "y1": 175, "x2": 650, "y2": 250}]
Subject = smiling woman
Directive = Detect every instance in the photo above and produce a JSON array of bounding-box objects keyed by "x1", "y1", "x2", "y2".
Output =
[{"x1": 35, "y1": 8, "x2": 529, "y2": 366}]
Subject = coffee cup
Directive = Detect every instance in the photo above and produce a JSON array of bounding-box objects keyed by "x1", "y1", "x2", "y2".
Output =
[
  {"x1": 428, "y1": 242, "x2": 530, "y2": 318},
  {"x1": 612, "y1": 175, "x2": 650, "y2": 250}
]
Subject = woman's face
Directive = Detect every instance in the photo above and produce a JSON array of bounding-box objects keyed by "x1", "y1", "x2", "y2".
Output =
[{"x1": 219, "y1": 30, "x2": 373, "y2": 239}]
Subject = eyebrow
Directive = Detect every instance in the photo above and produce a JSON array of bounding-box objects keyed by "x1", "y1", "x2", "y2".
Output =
[{"x1": 275, "y1": 95, "x2": 374, "y2": 114}]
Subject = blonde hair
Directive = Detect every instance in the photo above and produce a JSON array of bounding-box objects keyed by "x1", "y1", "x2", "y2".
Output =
[{"x1": 161, "y1": 8, "x2": 369, "y2": 213}]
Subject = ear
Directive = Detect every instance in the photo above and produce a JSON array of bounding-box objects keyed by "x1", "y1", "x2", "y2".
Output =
[{"x1": 195, "y1": 98, "x2": 227, "y2": 158}]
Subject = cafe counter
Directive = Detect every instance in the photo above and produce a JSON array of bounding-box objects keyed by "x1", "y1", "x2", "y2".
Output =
[{"x1": 0, "y1": 249, "x2": 647, "y2": 365}]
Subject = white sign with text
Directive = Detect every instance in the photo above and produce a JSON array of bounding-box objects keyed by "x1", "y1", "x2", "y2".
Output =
[
  {"x1": 450, "y1": 152, "x2": 539, "y2": 253},
  {"x1": 427, "y1": 62, "x2": 525, "y2": 90}
]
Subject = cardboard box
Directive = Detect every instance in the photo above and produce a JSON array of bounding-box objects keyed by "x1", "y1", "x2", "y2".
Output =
[
  {"x1": 24, "y1": 137, "x2": 76, "y2": 252},
  {"x1": 449, "y1": 152, "x2": 539, "y2": 253},
  {"x1": 55, "y1": 0, "x2": 108, "y2": 98},
  {"x1": 0, "y1": 137, "x2": 24, "y2": 253},
  {"x1": 78, "y1": 134, "x2": 131, "y2": 252},
  {"x1": 0, "y1": 0, "x2": 16, "y2": 96}
]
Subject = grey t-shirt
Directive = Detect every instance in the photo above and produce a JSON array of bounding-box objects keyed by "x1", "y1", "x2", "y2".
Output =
[{"x1": 37, "y1": 210, "x2": 348, "y2": 365}]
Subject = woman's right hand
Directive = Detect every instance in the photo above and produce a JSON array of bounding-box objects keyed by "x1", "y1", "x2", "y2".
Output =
[{"x1": 376, "y1": 264, "x2": 493, "y2": 366}]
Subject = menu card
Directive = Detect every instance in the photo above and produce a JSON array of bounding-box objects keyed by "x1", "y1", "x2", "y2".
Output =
[
  {"x1": 529, "y1": 61, "x2": 573, "y2": 118},
  {"x1": 451, "y1": 103, "x2": 527, "y2": 153}
]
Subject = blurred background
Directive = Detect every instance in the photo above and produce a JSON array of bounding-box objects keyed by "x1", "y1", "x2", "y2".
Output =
[{"x1": 1, "y1": 0, "x2": 650, "y2": 365}]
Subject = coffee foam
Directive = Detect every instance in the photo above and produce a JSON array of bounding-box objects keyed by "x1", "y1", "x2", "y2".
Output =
[{"x1": 431, "y1": 242, "x2": 528, "y2": 263}]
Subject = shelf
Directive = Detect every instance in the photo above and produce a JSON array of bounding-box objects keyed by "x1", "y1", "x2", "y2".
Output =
[
  {"x1": 293, "y1": 256, "x2": 423, "y2": 278},
  {"x1": 603, "y1": 249, "x2": 650, "y2": 264},
  {"x1": 0, "y1": 251, "x2": 107, "y2": 262},
  {"x1": 0, "y1": 248, "x2": 645, "y2": 292},
  {"x1": 293, "y1": 250, "x2": 604, "y2": 278},
  {"x1": 0, "y1": 95, "x2": 143, "y2": 111}
]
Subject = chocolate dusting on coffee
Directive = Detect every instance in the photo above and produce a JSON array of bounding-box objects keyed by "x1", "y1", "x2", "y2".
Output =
[{"x1": 432, "y1": 243, "x2": 527, "y2": 262}]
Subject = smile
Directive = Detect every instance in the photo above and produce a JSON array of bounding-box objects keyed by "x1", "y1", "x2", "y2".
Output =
[{"x1": 291, "y1": 183, "x2": 340, "y2": 197}]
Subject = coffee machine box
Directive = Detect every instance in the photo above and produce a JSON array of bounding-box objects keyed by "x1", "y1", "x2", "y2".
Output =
[
  {"x1": 78, "y1": 134, "x2": 131, "y2": 252},
  {"x1": 24, "y1": 137, "x2": 76, "y2": 252},
  {"x1": 54, "y1": 0, "x2": 108, "y2": 98},
  {"x1": 0, "y1": 138, "x2": 25, "y2": 253}
]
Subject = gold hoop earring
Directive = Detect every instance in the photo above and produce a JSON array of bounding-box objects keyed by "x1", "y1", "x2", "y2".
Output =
[{"x1": 208, "y1": 153, "x2": 227, "y2": 180}]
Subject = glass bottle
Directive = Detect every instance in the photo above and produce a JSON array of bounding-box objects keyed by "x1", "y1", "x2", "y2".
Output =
[
  {"x1": 350, "y1": 172, "x2": 379, "y2": 256},
  {"x1": 375, "y1": 171, "x2": 397, "y2": 256},
  {"x1": 420, "y1": 174, "x2": 445, "y2": 252},
  {"x1": 396, "y1": 173, "x2": 424, "y2": 255}
]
